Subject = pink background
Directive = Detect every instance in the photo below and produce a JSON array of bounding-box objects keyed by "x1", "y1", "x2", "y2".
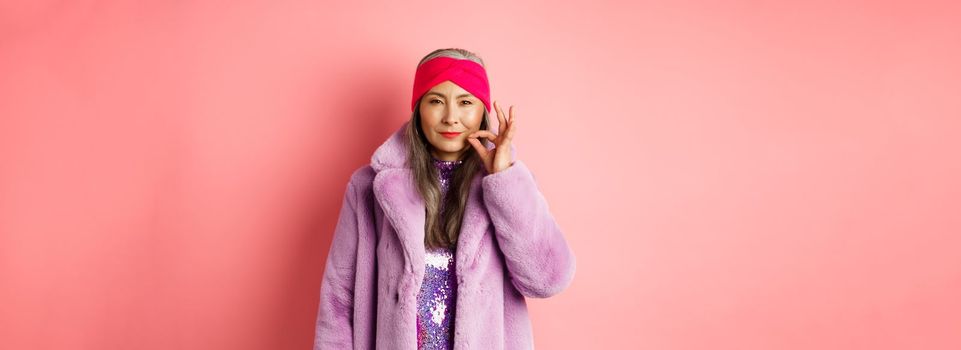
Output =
[{"x1": 2, "y1": 0, "x2": 960, "y2": 349}]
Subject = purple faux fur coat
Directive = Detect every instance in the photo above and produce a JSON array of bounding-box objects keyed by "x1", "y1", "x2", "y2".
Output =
[{"x1": 313, "y1": 121, "x2": 576, "y2": 349}]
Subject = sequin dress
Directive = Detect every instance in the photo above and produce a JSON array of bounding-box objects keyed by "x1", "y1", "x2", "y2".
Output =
[{"x1": 415, "y1": 157, "x2": 462, "y2": 349}]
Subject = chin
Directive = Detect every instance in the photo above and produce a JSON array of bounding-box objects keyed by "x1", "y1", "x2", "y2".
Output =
[
  {"x1": 432, "y1": 138, "x2": 460, "y2": 148},
  {"x1": 430, "y1": 141, "x2": 465, "y2": 155},
  {"x1": 438, "y1": 145, "x2": 464, "y2": 153}
]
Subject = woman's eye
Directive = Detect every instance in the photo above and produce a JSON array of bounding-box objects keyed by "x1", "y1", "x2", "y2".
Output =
[
  {"x1": 430, "y1": 99, "x2": 442, "y2": 104},
  {"x1": 461, "y1": 100, "x2": 472, "y2": 105}
]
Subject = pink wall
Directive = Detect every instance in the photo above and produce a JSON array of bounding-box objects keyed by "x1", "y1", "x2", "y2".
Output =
[{"x1": 2, "y1": 0, "x2": 960, "y2": 349}]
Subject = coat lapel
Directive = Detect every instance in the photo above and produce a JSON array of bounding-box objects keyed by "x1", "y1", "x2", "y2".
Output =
[{"x1": 372, "y1": 167, "x2": 424, "y2": 271}]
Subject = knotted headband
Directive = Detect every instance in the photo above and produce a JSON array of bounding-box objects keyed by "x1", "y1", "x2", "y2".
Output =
[{"x1": 411, "y1": 56, "x2": 491, "y2": 112}]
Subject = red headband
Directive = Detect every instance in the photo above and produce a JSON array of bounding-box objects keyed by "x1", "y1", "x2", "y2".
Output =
[{"x1": 411, "y1": 56, "x2": 491, "y2": 112}]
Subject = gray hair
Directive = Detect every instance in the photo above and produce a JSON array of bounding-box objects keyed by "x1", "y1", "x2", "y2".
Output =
[{"x1": 417, "y1": 48, "x2": 486, "y2": 68}]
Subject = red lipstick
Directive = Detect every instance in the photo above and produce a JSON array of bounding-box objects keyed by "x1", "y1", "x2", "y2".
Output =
[{"x1": 440, "y1": 131, "x2": 462, "y2": 139}]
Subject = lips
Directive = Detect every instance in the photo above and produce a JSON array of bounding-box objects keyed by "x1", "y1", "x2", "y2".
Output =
[{"x1": 439, "y1": 131, "x2": 462, "y2": 139}]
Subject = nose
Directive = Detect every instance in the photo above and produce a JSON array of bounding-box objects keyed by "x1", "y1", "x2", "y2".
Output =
[{"x1": 441, "y1": 105, "x2": 460, "y2": 125}]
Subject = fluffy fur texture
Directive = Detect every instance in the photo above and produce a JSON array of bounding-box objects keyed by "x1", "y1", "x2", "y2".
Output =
[{"x1": 313, "y1": 121, "x2": 576, "y2": 349}]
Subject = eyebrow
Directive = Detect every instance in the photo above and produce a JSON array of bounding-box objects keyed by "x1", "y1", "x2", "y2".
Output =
[{"x1": 425, "y1": 91, "x2": 474, "y2": 99}]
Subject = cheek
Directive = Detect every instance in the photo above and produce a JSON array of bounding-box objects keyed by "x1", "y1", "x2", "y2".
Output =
[
  {"x1": 467, "y1": 109, "x2": 485, "y2": 129},
  {"x1": 468, "y1": 112, "x2": 484, "y2": 131},
  {"x1": 419, "y1": 110, "x2": 441, "y2": 128}
]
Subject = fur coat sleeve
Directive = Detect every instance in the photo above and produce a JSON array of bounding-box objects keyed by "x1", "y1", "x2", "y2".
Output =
[
  {"x1": 481, "y1": 159, "x2": 576, "y2": 298},
  {"x1": 313, "y1": 180, "x2": 360, "y2": 348}
]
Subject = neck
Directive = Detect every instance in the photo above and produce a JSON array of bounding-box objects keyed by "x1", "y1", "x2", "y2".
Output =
[{"x1": 430, "y1": 148, "x2": 467, "y2": 162}]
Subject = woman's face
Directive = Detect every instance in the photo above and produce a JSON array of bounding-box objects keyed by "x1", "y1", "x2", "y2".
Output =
[{"x1": 419, "y1": 80, "x2": 486, "y2": 161}]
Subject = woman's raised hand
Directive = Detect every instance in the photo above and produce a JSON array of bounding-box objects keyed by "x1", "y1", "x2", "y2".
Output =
[{"x1": 468, "y1": 100, "x2": 516, "y2": 175}]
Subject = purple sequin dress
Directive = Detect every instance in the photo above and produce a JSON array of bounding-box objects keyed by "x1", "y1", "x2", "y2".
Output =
[{"x1": 415, "y1": 157, "x2": 462, "y2": 349}]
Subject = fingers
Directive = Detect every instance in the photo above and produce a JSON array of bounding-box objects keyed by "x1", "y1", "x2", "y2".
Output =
[
  {"x1": 506, "y1": 105, "x2": 515, "y2": 141},
  {"x1": 505, "y1": 116, "x2": 516, "y2": 142},
  {"x1": 494, "y1": 100, "x2": 507, "y2": 135},
  {"x1": 469, "y1": 130, "x2": 498, "y2": 142},
  {"x1": 467, "y1": 137, "x2": 491, "y2": 164}
]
